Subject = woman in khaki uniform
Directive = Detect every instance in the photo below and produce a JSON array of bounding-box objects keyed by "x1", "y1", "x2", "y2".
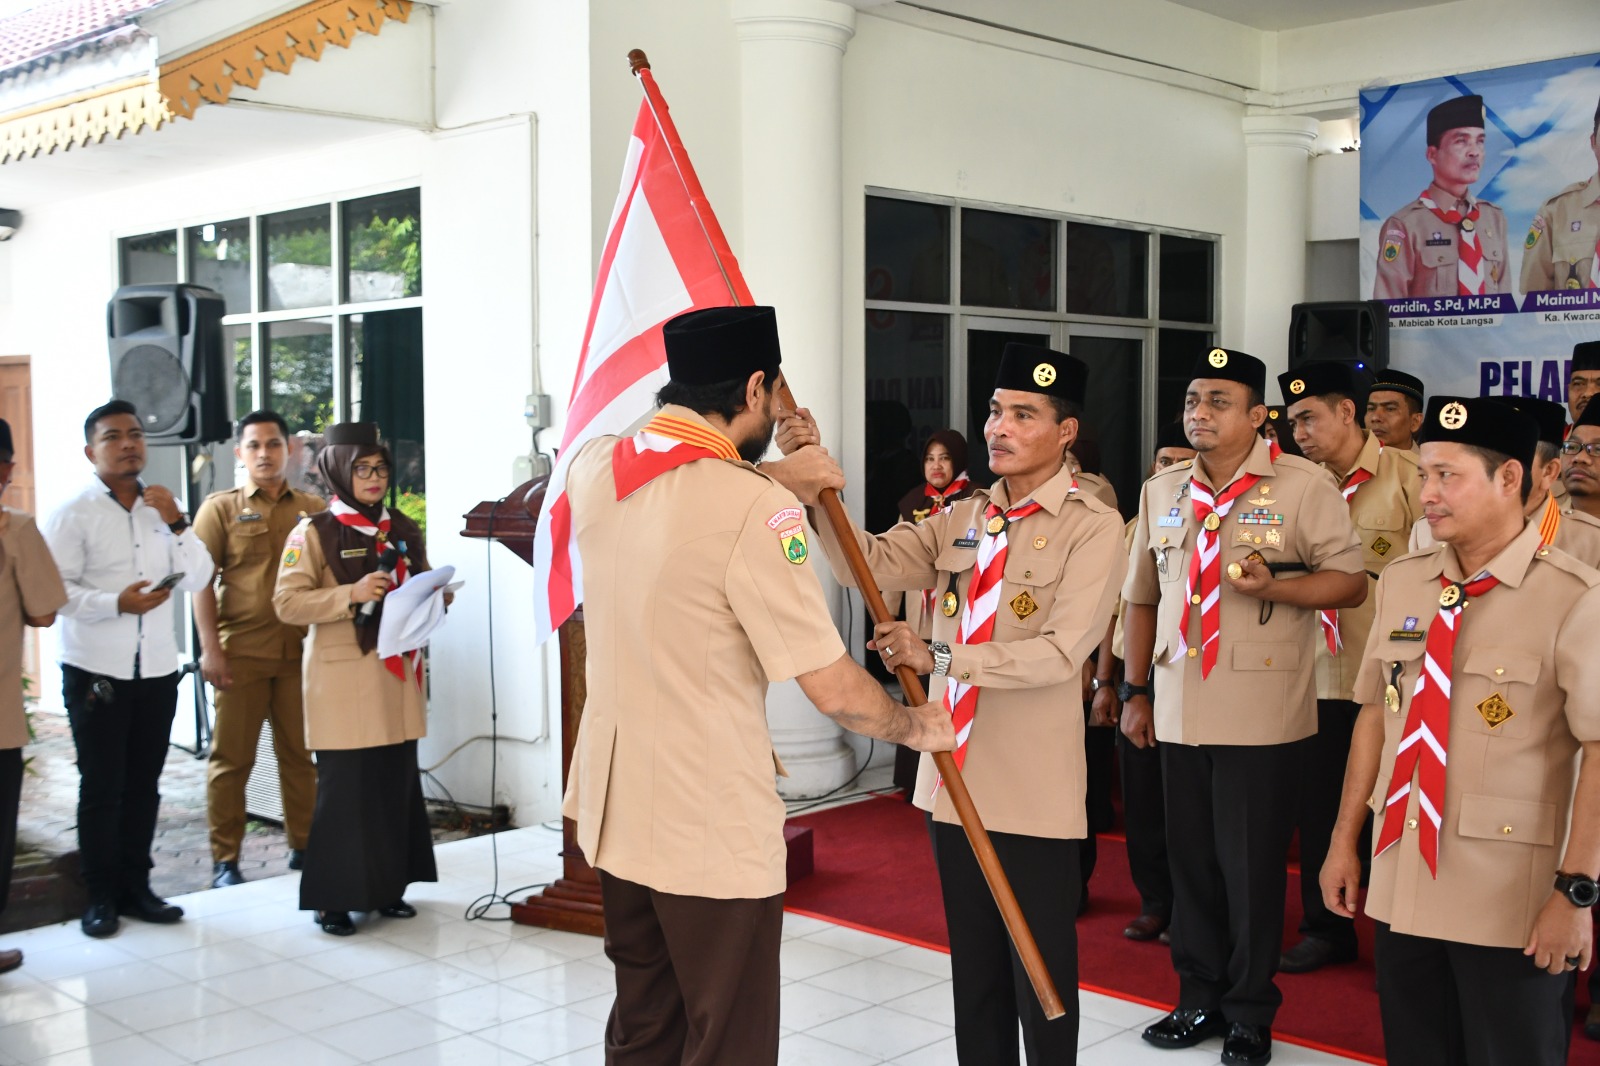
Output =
[{"x1": 274, "y1": 422, "x2": 436, "y2": 935}]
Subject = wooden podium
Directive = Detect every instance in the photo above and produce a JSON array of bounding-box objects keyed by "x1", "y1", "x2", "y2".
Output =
[{"x1": 461, "y1": 478, "x2": 605, "y2": 936}]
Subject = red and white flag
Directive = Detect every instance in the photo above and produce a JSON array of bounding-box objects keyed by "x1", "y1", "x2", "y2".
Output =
[{"x1": 534, "y1": 67, "x2": 752, "y2": 642}]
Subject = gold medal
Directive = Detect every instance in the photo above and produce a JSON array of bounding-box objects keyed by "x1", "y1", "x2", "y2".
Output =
[
  {"x1": 1384, "y1": 684, "x2": 1400, "y2": 714},
  {"x1": 986, "y1": 515, "x2": 1006, "y2": 535},
  {"x1": 1569, "y1": 277, "x2": 1584, "y2": 290},
  {"x1": 1033, "y1": 536, "x2": 1047, "y2": 550},
  {"x1": 1226, "y1": 562, "x2": 1243, "y2": 581},
  {"x1": 1477, "y1": 692, "x2": 1514, "y2": 728},
  {"x1": 1439, "y1": 584, "x2": 1462, "y2": 608},
  {"x1": 1203, "y1": 513, "x2": 1220, "y2": 531},
  {"x1": 1461, "y1": 217, "x2": 1475, "y2": 232},
  {"x1": 941, "y1": 591, "x2": 959, "y2": 617},
  {"x1": 1010, "y1": 590, "x2": 1039, "y2": 620}
]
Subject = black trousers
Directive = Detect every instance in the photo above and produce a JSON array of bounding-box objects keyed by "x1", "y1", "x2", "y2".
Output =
[
  {"x1": 1295, "y1": 699, "x2": 1363, "y2": 953},
  {"x1": 1162, "y1": 740, "x2": 1299, "y2": 1027},
  {"x1": 931, "y1": 820, "x2": 1080, "y2": 1065},
  {"x1": 1373, "y1": 922, "x2": 1573, "y2": 1066},
  {"x1": 598, "y1": 871, "x2": 783, "y2": 1066},
  {"x1": 0, "y1": 748, "x2": 19, "y2": 917},
  {"x1": 1117, "y1": 730, "x2": 1171, "y2": 920},
  {"x1": 61, "y1": 665, "x2": 178, "y2": 902},
  {"x1": 1077, "y1": 717, "x2": 1116, "y2": 894}
]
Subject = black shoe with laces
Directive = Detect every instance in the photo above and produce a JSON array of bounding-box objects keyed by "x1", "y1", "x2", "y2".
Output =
[{"x1": 118, "y1": 887, "x2": 183, "y2": 924}]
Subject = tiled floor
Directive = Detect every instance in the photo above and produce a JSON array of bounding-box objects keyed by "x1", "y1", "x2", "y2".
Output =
[{"x1": 0, "y1": 822, "x2": 1372, "y2": 1066}]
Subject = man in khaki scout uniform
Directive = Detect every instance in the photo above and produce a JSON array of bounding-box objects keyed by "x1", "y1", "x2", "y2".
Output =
[
  {"x1": 1365, "y1": 369, "x2": 1426, "y2": 452},
  {"x1": 194, "y1": 410, "x2": 326, "y2": 888},
  {"x1": 1120, "y1": 347, "x2": 1365, "y2": 1066},
  {"x1": 1321, "y1": 397, "x2": 1600, "y2": 1066},
  {"x1": 0, "y1": 418, "x2": 67, "y2": 974},
  {"x1": 1374, "y1": 95, "x2": 1510, "y2": 299},
  {"x1": 561, "y1": 306, "x2": 952, "y2": 1066},
  {"x1": 1568, "y1": 340, "x2": 1600, "y2": 426},
  {"x1": 779, "y1": 342, "x2": 1128, "y2": 1065},
  {"x1": 1520, "y1": 96, "x2": 1600, "y2": 293},
  {"x1": 1564, "y1": 388, "x2": 1600, "y2": 521},
  {"x1": 1277, "y1": 361, "x2": 1421, "y2": 976}
]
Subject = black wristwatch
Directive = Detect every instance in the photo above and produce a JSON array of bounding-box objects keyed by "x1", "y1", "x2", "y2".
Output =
[
  {"x1": 167, "y1": 517, "x2": 190, "y2": 535},
  {"x1": 1116, "y1": 682, "x2": 1151, "y2": 702},
  {"x1": 1555, "y1": 871, "x2": 1600, "y2": 908}
]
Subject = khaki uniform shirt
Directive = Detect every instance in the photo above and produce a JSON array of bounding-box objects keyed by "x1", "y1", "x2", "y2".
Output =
[
  {"x1": 0, "y1": 510, "x2": 67, "y2": 749},
  {"x1": 559, "y1": 408, "x2": 846, "y2": 900},
  {"x1": 1407, "y1": 496, "x2": 1600, "y2": 569},
  {"x1": 1123, "y1": 436, "x2": 1364, "y2": 746},
  {"x1": 1354, "y1": 520, "x2": 1600, "y2": 948},
  {"x1": 814, "y1": 464, "x2": 1127, "y2": 840},
  {"x1": 1519, "y1": 174, "x2": 1600, "y2": 292},
  {"x1": 194, "y1": 480, "x2": 327, "y2": 661},
  {"x1": 1374, "y1": 189, "x2": 1509, "y2": 299},
  {"x1": 272, "y1": 519, "x2": 428, "y2": 751},
  {"x1": 1317, "y1": 434, "x2": 1421, "y2": 702},
  {"x1": 1111, "y1": 517, "x2": 1138, "y2": 661},
  {"x1": 1077, "y1": 470, "x2": 1119, "y2": 512}
]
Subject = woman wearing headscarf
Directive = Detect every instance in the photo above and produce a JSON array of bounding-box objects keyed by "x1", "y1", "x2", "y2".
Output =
[{"x1": 273, "y1": 422, "x2": 437, "y2": 935}]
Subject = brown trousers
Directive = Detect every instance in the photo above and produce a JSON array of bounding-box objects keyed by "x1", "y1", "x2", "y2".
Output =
[
  {"x1": 597, "y1": 870, "x2": 783, "y2": 1066},
  {"x1": 206, "y1": 656, "x2": 317, "y2": 861}
]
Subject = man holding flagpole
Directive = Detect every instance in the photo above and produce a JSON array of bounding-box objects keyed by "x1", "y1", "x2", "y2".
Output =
[{"x1": 561, "y1": 306, "x2": 953, "y2": 1065}]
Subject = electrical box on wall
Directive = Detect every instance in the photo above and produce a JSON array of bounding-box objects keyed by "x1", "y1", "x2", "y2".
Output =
[{"x1": 524, "y1": 393, "x2": 553, "y2": 431}]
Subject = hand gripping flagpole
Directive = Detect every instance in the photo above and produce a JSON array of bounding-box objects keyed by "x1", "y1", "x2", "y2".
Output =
[{"x1": 628, "y1": 48, "x2": 1065, "y2": 1022}]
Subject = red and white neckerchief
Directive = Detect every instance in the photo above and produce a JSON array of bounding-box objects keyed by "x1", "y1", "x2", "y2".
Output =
[
  {"x1": 918, "y1": 472, "x2": 972, "y2": 615},
  {"x1": 937, "y1": 481, "x2": 1075, "y2": 787},
  {"x1": 1418, "y1": 190, "x2": 1485, "y2": 295},
  {"x1": 1320, "y1": 451, "x2": 1379, "y2": 653},
  {"x1": 1373, "y1": 570, "x2": 1500, "y2": 877},
  {"x1": 612, "y1": 413, "x2": 739, "y2": 500},
  {"x1": 331, "y1": 498, "x2": 422, "y2": 689},
  {"x1": 1538, "y1": 493, "x2": 1562, "y2": 548}
]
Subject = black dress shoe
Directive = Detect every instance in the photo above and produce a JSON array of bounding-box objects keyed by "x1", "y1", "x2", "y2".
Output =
[
  {"x1": 211, "y1": 862, "x2": 246, "y2": 889},
  {"x1": 1142, "y1": 1007, "x2": 1228, "y2": 1049},
  {"x1": 1222, "y1": 1023, "x2": 1272, "y2": 1065},
  {"x1": 81, "y1": 901, "x2": 119, "y2": 939},
  {"x1": 287, "y1": 849, "x2": 306, "y2": 871},
  {"x1": 316, "y1": 911, "x2": 356, "y2": 936},
  {"x1": 1123, "y1": 913, "x2": 1171, "y2": 941},
  {"x1": 378, "y1": 900, "x2": 417, "y2": 919},
  {"x1": 118, "y1": 888, "x2": 183, "y2": 924},
  {"x1": 1278, "y1": 936, "x2": 1356, "y2": 974}
]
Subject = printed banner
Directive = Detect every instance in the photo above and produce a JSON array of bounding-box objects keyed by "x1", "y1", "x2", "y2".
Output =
[{"x1": 1360, "y1": 54, "x2": 1600, "y2": 400}]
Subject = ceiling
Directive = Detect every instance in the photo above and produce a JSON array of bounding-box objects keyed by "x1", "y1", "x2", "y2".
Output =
[{"x1": 1162, "y1": 0, "x2": 1455, "y2": 31}]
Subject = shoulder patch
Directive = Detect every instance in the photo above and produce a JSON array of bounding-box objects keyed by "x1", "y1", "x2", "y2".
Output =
[
  {"x1": 280, "y1": 547, "x2": 301, "y2": 569},
  {"x1": 766, "y1": 507, "x2": 807, "y2": 565},
  {"x1": 1382, "y1": 238, "x2": 1401, "y2": 262},
  {"x1": 1526, "y1": 214, "x2": 1547, "y2": 249}
]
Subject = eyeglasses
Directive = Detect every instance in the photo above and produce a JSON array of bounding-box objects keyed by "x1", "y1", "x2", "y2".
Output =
[
  {"x1": 353, "y1": 464, "x2": 391, "y2": 479},
  {"x1": 1559, "y1": 442, "x2": 1600, "y2": 458}
]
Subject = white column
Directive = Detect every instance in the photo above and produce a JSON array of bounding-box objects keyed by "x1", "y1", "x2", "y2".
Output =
[
  {"x1": 1241, "y1": 115, "x2": 1320, "y2": 376},
  {"x1": 734, "y1": 0, "x2": 857, "y2": 798}
]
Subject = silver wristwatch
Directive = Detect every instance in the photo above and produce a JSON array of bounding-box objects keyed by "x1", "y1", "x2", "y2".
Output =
[{"x1": 930, "y1": 641, "x2": 953, "y2": 677}]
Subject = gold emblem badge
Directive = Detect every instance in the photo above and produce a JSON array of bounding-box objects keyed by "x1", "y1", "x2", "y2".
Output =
[
  {"x1": 1372, "y1": 536, "x2": 1392, "y2": 557},
  {"x1": 1203, "y1": 513, "x2": 1221, "y2": 531},
  {"x1": 1033, "y1": 363, "x2": 1057, "y2": 387},
  {"x1": 986, "y1": 515, "x2": 1006, "y2": 535},
  {"x1": 1236, "y1": 529, "x2": 1254, "y2": 545},
  {"x1": 1438, "y1": 402, "x2": 1468, "y2": 430},
  {"x1": 1460, "y1": 217, "x2": 1475, "y2": 233},
  {"x1": 1568, "y1": 277, "x2": 1584, "y2": 290},
  {"x1": 1385, "y1": 684, "x2": 1401, "y2": 714},
  {"x1": 281, "y1": 548, "x2": 300, "y2": 568},
  {"x1": 941, "y1": 591, "x2": 959, "y2": 617},
  {"x1": 1289, "y1": 378, "x2": 1306, "y2": 395},
  {"x1": 1208, "y1": 348, "x2": 1229, "y2": 369},
  {"x1": 1010, "y1": 590, "x2": 1039, "y2": 620},
  {"x1": 1033, "y1": 536, "x2": 1047, "y2": 550},
  {"x1": 1226, "y1": 562, "x2": 1243, "y2": 581},
  {"x1": 1439, "y1": 583, "x2": 1462, "y2": 608},
  {"x1": 1265, "y1": 529, "x2": 1282, "y2": 547},
  {"x1": 1268, "y1": 409, "x2": 1280, "y2": 420},
  {"x1": 1477, "y1": 692, "x2": 1514, "y2": 728}
]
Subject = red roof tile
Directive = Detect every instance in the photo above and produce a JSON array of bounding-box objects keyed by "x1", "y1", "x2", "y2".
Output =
[{"x1": 0, "y1": 0, "x2": 166, "y2": 73}]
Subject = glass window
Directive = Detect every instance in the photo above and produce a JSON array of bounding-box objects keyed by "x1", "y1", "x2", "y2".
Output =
[
  {"x1": 1159, "y1": 234, "x2": 1214, "y2": 323},
  {"x1": 263, "y1": 205, "x2": 332, "y2": 311},
  {"x1": 866, "y1": 196, "x2": 949, "y2": 305},
  {"x1": 865, "y1": 311, "x2": 948, "y2": 533},
  {"x1": 227, "y1": 323, "x2": 253, "y2": 425},
  {"x1": 188, "y1": 220, "x2": 252, "y2": 315},
  {"x1": 1066, "y1": 222, "x2": 1147, "y2": 318},
  {"x1": 265, "y1": 319, "x2": 334, "y2": 433},
  {"x1": 1158, "y1": 328, "x2": 1215, "y2": 428},
  {"x1": 343, "y1": 189, "x2": 421, "y2": 302},
  {"x1": 120, "y1": 231, "x2": 177, "y2": 285},
  {"x1": 346, "y1": 308, "x2": 426, "y2": 531},
  {"x1": 1068, "y1": 334, "x2": 1143, "y2": 516},
  {"x1": 961, "y1": 209, "x2": 1056, "y2": 312}
]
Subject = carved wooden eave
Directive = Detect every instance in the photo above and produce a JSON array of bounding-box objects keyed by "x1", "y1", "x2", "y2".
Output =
[
  {"x1": 0, "y1": 76, "x2": 170, "y2": 164},
  {"x1": 157, "y1": 0, "x2": 413, "y2": 120}
]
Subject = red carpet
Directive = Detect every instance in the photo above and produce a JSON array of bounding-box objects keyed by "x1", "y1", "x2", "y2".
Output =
[{"x1": 785, "y1": 795, "x2": 1600, "y2": 1065}]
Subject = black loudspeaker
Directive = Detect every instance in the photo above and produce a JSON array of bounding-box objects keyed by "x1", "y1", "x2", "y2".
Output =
[
  {"x1": 1287, "y1": 300, "x2": 1389, "y2": 374},
  {"x1": 107, "y1": 284, "x2": 229, "y2": 444}
]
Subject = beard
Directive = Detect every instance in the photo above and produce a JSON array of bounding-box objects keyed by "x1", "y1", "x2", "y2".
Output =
[{"x1": 737, "y1": 409, "x2": 776, "y2": 465}]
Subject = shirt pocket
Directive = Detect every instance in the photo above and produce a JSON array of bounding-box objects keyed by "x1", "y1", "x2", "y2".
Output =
[
  {"x1": 997, "y1": 551, "x2": 1065, "y2": 633},
  {"x1": 228, "y1": 522, "x2": 273, "y2": 564},
  {"x1": 929, "y1": 545, "x2": 978, "y2": 640},
  {"x1": 1456, "y1": 647, "x2": 1538, "y2": 740},
  {"x1": 1229, "y1": 642, "x2": 1300, "y2": 673},
  {"x1": 1146, "y1": 524, "x2": 1190, "y2": 586},
  {"x1": 1456, "y1": 793, "x2": 1557, "y2": 848},
  {"x1": 1375, "y1": 639, "x2": 1428, "y2": 720},
  {"x1": 1419, "y1": 242, "x2": 1456, "y2": 271},
  {"x1": 1353, "y1": 509, "x2": 1405, "y2": 571},
  {"x1": 1553, "y1": 232, "x2": 1591, "y2": 266}
]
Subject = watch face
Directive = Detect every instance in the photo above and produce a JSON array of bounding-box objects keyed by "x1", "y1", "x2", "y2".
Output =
[{"x1": 1576, "y1": 879, "x2": 1600, "y2": 908}]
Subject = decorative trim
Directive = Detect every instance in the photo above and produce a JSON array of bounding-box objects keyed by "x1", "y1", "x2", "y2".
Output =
[
  {"x1": 158, "y1": 0, "x2": 412, "y2": 120},
  {"x1": 0, "y1": 77, "x2": 169, "y2": 164}
]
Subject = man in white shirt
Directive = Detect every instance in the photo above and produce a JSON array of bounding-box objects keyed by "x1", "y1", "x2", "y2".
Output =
[{"x1": 42, "y1": 401, "x2": 213, "y2": 938}]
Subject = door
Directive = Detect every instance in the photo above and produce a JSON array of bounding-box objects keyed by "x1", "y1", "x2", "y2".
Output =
[
  {"x1": 1064, "y1": 325, "x2": 1147, "y2": 516},
  {"x1": 0, "y1": 357, "x2": 39, "y2": 684}
]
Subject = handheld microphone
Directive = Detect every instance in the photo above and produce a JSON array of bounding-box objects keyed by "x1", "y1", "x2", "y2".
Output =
[{"x1": 357, "y1": 544, "x2": 402, "y2": 622}]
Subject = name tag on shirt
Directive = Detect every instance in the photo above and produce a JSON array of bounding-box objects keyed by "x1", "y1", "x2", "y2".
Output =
[
  {"x1": 1158, "y1": 508, "x2": 1183, "y2": 527},
  {"x1": 236, "y1": 512, "x2": 263, "y2": 523},
  {"x1": 340, "y1": 548, "x2": 368, "y2": 559},
  {"x1": 952, "y1": 538, "x2": 980, "y2": 549},
  {"x1": 1388, "y1": 630, "x2": 1425, "y2": 642}
]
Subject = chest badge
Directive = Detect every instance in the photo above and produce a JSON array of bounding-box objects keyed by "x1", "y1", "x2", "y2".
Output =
[
  {"x1": 941, "y1": 591, "x2": 960, "y2": 617},
  {"x1": 1009, "y1": 590, "x2": 1039, "y2": 620},
  {"x1": 1203, "y1": 513, "x2": 1220, "y2": 531},
  {"x1": 1440, "y1": 583, "x2": 1463, "y2": 608},
  {"x1": 1032, "y1": 536, "x2": 1047, "y2": 550},
  {"x1": 1264, "y1": 529, "x2": 1283, "y2": 548},
  {"x1": 1477, "y1": 692, "x2": 1514, "y2": 728},
  {"x1": 236, "y1": 511, "x2": 263, "y2": 523},
  {"x1": 986, "y1": 515, "x2": 1007, "y2": 535},
  {"x1": 1371, "y1": 536, "x2": 1392, "y2": 557},
  {"x1": 1385, "y1": 684, "x2": 1401, "y2": 714}
]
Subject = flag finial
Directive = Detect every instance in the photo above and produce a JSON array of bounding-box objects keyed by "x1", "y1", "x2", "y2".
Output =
[{"x1": 628, "y1": 49, "x2": 650, "y2": 75}]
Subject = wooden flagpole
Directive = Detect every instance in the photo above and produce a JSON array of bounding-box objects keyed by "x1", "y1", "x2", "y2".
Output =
[{"x1": 627, "y1": 48, "x2": 1065, "y2": 1020}]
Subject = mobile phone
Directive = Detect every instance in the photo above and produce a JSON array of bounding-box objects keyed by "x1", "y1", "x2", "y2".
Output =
[{"x1": 153, "y1": 572, "x2": 185, "y2": 592}]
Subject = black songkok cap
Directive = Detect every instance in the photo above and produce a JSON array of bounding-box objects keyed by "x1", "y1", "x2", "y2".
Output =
[
  {"x1": 1487, "y1": 396, "x2": 1566, "y2": 446},
  {"x1": 1573, "y1": 341, "x2": 1600, "y2": 373},
  {"x1": 1265, "y1": 405, "x2": 1286, "y2": 425},
  {"x1": 994, "y1": 343, "x2": 1088, "y2": 405},
  {"x1": 1576, "y1": 394, "x2": 1600, "y2": 430},
  {"x1": 662, "y1": 306, "x2": 781, "y2": 386},
  {"x1": 1190, "y1": 347, "x2": 1266, "y2": 397},
  {"x1": 1154, "y1": 420, "x2": 1191, "y2": 453},
  {"x1": 1369, "y1": 368, "x2": 1425, "y2": 405},
  {"x1": 1427, "y1": 94, "x2": 1484, "y2": 145},
  {"x1": 323, "y1": 422, "x2": 380, "y2": 448},
  {"x1": 1421, "y1": 396, "x2": 1537, "y2": 473},
  {"x1": 0, "y1": 418, "x2": 11, "y2": 457},
  {"x1": 1279, "y1": 361, "x2": 1364, "y2": 407}
]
